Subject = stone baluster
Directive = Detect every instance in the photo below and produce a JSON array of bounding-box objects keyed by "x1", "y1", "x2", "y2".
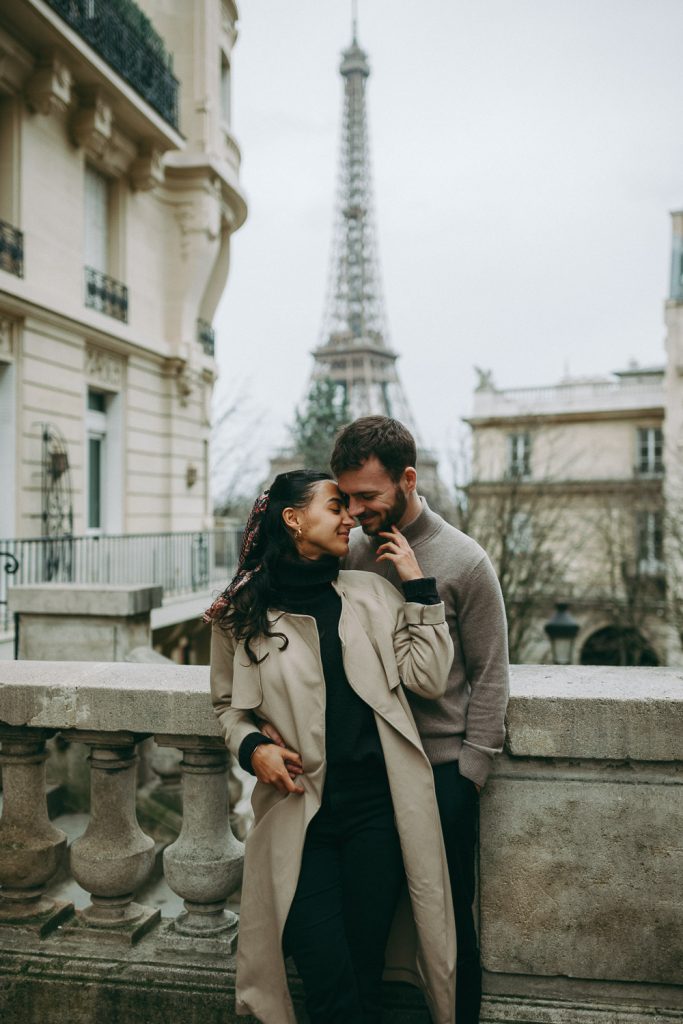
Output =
[
  {"x1": 0, "y1": 726, "x2": 73, "y2": 934},
  {"x1": 64, "y1": 730, "x2": 159, "y2": 942},
  {"x1": 157, "y1": 735, "x2": 243, "y2": 944}
]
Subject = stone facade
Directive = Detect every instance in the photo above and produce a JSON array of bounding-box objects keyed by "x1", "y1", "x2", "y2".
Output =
[{"x1": 0, "y1": 0, "x2": 246, "y2": 540}]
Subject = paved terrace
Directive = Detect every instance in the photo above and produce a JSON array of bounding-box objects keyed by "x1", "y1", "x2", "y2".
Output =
[{"x1": 0, "y1": 663, "x2": 681, "y2": 1023}]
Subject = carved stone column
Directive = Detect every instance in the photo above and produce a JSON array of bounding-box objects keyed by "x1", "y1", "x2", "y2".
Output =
[
  {"x1": 0, "y1": 727, "x2": 73, "y2": 934},
  {"x1": 65, "y1": 731, "x2": 159, "y2": 942},
  {"x1": 157, "y1": 735, "x2": 243, "y2": 943}
]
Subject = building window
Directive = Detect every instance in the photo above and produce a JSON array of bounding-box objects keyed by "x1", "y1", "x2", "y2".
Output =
[
  {"x1": 636, "y1": 510, "x2": 663, "y2": 573},
  {"x1": 636, "y1": 427, "x2": 663, "y2": 476},
  {"x1": 84, "y1": 164, "x2": 110, "y2": 273},
  {"x1": 0, "y1": 97, "x2": 23, "y2": 278},
  {"x1": 83, "y1": 164, "x2": 128, "y2": 321},
  {"x1": 0, "y1": 360, "x2": 16, "y2": 537},
  {"x1": 507, "y1": 432, "x2": 531, "y2": 478},
  {"x1": 86, "y1": 389, "x2": 107, "y2": 532},
  {"x1": 220, "y1": 51, "x2": 231, "y2": 126}
]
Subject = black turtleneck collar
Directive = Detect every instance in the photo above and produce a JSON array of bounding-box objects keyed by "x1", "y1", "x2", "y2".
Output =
[{"x1": 272, "y1": 554, "x2": 340, "y2": 591}]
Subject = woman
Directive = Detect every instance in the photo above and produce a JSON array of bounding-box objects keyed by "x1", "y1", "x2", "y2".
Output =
[{"x1": 207, "y1": 470, "x2": 456, "y2": 1024}]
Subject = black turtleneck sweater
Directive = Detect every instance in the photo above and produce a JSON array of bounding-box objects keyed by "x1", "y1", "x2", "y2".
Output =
[{"x1": 238, "y1": 556, "x2": 439, "y2": 774}]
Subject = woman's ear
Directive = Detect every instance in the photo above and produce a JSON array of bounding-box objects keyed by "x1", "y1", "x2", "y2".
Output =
[{"x1": 282, "y1": 506, "x2": 300, "y2": 532}]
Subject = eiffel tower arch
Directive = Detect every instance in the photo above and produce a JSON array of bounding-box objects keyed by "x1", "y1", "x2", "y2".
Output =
[{"x1": 271, "y1": 17, "x2": 442, "y2": 500}]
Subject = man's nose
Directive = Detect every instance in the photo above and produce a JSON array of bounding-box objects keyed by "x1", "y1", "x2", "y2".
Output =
[{"x1": 347, "y1": 497, "x2": 363, "y2": 518}]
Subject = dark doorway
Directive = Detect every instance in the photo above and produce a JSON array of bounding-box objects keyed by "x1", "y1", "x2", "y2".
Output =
[{"x1": 580, "y1": 626, "x2": 659, "y2": 667}]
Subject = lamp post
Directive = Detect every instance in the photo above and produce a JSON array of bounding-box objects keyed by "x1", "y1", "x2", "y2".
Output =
[{"x1": 544, "y1": 602, "x2": 580, "y2": 665}]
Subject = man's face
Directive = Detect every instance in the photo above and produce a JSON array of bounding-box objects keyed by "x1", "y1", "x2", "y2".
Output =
[{"x1": 336, "y1": 456, "x2": 409, "y2": 535}]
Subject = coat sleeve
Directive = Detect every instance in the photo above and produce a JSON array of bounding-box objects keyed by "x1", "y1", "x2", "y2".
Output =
[
  {"x1": 210, "y1": 623, "x2": 263, "y2": 758},
  {"x1": 376, "y1": 577, "x2": 454, "y2": 700}
]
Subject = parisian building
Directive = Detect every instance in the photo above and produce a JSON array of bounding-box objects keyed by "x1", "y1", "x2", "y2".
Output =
[{"x1": 0, "y1": 0, "x2": 246, "y2": 659}]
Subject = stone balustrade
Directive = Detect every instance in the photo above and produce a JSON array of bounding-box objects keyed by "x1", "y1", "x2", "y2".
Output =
[{"x1": 0, "y1": 662, "x2": 681, "y2": 1024}]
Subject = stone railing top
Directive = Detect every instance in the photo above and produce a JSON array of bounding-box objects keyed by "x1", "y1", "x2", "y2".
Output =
[
  {"x1": 507, "y1": 665, "x2": 683, "y2": 762},
  {"x1": 9, "y1": 584, "x2": 164, "y2": 616},
  {"x1": 0, "y1": 662, "x2": 681, "y2": 760},
  {"x1": 0, "y1": 660, "x2": 220, "y2": 737}
]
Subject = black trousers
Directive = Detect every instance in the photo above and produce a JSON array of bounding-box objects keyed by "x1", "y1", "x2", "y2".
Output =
[
  {"x1": 283, "y1": 765, "x2": 404, "y2": 1024},
  {"x1": 433, "y1": 760, "x2": 482, "y2": 1024}
]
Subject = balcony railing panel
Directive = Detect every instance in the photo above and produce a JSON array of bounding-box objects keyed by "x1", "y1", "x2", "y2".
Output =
[
  {"x1": 45, "y1": 0, "x2": 179, "y2": 129},
  {"x1": 84, "y1": 266, "x2": 129, "y2": 322},
  {"x1": 197, "y1": 319, "x2": 215, "y2": 358},
  {"x1": 0, "y1": 528, "x2": 241, "y2": 631},
  {"x1": 0, "y1": 220, "x2": 24, "y2": 278}
]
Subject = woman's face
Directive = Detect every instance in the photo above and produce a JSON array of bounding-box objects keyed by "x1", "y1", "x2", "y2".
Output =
[{"x1": 289, "y1": 480, "x2": 355, "y2": 560}]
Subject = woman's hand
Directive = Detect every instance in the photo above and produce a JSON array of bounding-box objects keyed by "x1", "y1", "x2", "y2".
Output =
[
  {"x1": 251, "y1": 743, "x2": 305, "y2": 795},
  {"x1": 376, "y1": 526, "x2": 423, "y2": 582},
  {"x1": 260, "y1": 722, "x2": 303, "y2": 781}
]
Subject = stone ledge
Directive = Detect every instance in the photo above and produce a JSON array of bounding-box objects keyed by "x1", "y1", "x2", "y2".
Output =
[
  {"x1": 9, "y1": 585, "x2": 164, "y2": 617},
  {"x1": 1, "y1": 662, "x2": 682, "y2": 758},
  {"x1": 0, "y1": 938, "x2": 680, "y2": 1024},
  {"x1": 507, "y1": 665, "x2": 683, "y2": 762}
]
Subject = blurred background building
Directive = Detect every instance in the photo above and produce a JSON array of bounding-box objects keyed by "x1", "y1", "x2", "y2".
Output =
[{"x1": 0, "y1": 0, "x2": 246, "y2": 660}]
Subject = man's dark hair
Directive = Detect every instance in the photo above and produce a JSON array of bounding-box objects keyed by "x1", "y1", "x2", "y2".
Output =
[{"x1": 330, "y1": 416, "x2": 417, "y2": 482}]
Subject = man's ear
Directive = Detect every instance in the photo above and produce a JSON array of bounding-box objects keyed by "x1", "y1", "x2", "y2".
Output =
[
  {"x1": 403, "y1": 467, "x2": 417, "y2": 492},
  {"x1": 282, "y1": 506, "x2": 300, "y2": 532}
]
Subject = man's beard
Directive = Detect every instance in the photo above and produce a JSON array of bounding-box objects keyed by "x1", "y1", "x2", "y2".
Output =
[{"x1": 359, "y1": 486, "x2": 408, "y2": 536}]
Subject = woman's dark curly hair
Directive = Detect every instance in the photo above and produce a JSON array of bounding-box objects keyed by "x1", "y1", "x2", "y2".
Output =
[{"x1": 218, "y1": 470, "x2": 331, "y2": 663}]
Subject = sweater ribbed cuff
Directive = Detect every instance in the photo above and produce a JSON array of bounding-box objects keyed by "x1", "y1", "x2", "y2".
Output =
[
  {"x1": 401, "y1": 577, "x2": 440, "y2": 605},
  {"x1": 458, "y1": 743, "x2": 494, "y2": 789},
  {"x1": 238, "y1": 732, "x2": 275, "y2": 775}
]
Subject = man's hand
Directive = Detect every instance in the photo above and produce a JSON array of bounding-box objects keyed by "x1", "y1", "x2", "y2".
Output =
[
  {"x1": 376, "y1": 525, "x2": 423, "y2": 582},
  {"x1": 251, "y1": 743, "x2": 305, "y2": 795},
  {"x1": 260, "y1": 722, "x2": 303, "y2": 780}
]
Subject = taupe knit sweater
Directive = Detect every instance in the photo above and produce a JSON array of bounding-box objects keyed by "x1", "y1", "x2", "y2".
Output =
[{"x1": 345, "y1": 497, "x2": 509, "y2": 787}]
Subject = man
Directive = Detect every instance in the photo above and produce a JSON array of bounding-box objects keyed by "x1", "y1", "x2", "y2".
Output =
[{"x1": 331, "y1": 415, "x2": 509, "y2": 1024}]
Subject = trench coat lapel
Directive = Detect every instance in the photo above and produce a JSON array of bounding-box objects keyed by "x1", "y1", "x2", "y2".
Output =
[{"x1": 334, "y1": 583, "x2": 426, "y2": 755}]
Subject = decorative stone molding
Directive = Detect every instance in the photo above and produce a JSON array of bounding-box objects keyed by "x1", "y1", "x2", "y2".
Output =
[
  {"x1": 171, "y1": 359, "x2": 202, "y2": 407},
  {"x1": 71, "y1": 89, "x2": 112, "y2": 157},
  {"x1": 25, "y1": 53, "x2": 72, "y2": 116},
  {"x1": 158, "y1": 736, "x2": 242, "y2": 941},
  {"x1": 130, "y1": 144, "x2": 165, "y2": 192},
  {"x1": 66, "y1": 730, "x2": 159, "y2": 942},
  {"x1": 0, "y1": 727, "x2": 73, "y2": 935},
  {"x1": 0, "y1": 28, "x2": 33, "y2": 95},
  {"x1": 85, "y1": 345, "x2": 125, "y2": 391}
]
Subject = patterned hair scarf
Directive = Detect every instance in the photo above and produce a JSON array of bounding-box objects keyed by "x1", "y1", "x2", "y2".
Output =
[{"x1": 203, "y1": 489, "x2": 271, "y2": 622}]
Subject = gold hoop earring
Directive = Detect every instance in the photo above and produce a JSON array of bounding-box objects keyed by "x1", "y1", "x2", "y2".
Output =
[{"x1": 296, "y1": 527, "x2": 302, "y2": 539}]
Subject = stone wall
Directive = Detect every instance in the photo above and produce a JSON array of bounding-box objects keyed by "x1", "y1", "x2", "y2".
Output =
[{"x1": 0, "y1": 662, "x2": 681, "y2": 1023}]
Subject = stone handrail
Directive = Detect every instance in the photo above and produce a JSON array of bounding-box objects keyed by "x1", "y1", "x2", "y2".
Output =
[
  {"x1": 0, "y1": 661, "x2": 241, "y2": 943},
  {"x1": 0, "y1": 662, "x2": 682, "y2": 1022}
]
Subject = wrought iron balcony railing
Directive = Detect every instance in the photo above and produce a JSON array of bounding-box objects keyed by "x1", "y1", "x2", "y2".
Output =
[
  {"x1": 0, "y1": 527, "x2": 241, "y2": 632},
  {"x1": 45, "y1": 0, "x2": 179, "y2": 129},
  {"x1": 0, "y1": 219, "x2": 24, "y2": 277},
  {"x1": 197, "y1": 319, "x2": 216, "y2": 357},
  {"x1": 84, "y1": 266, "x2": 129, "y2": 322}
]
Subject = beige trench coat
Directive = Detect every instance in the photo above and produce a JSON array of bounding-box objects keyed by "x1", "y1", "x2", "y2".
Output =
[{"x1": 210, "y1": 569, "x2": 457, "y2": 1024}]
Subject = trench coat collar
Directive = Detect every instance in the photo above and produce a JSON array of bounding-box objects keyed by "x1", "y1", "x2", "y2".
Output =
[{"x1": 330, "y1": 576, "x2": 427, "y2": 757}]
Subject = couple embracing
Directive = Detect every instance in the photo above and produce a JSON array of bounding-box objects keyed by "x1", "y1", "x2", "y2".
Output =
[{"x1": 206, "y1": 416, "x2": 509, "y2": 1024}]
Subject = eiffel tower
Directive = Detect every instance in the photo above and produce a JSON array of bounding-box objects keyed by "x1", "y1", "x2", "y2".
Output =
[
  {"x1": 271, "y1": 9, "x2": 441, "y2": 495},
  {"x1": 311, "y1": 13, "x2": 415, "y2": 426}
]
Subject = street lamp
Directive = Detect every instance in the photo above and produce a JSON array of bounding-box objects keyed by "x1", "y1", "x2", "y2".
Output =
[{"x1": 544, "y1": 602, "x2": 580, "y2": 665}]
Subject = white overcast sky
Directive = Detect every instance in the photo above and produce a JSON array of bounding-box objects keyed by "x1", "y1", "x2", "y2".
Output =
[{"x1": 213, "y1": 0, "x2": 683, "y2": 489}]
